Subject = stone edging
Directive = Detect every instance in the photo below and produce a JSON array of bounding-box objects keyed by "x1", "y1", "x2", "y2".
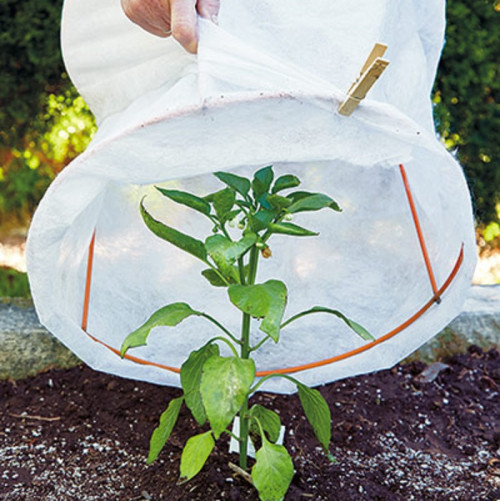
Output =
[
  {"x1": 1, "y1": 286, "x2": 499, "y2": 380},
  {"x1": 407, "y1": 284, "x2": 500, "y2": 362}
]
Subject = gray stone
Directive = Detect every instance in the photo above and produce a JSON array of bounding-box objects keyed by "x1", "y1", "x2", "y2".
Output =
[
  {"x1": 0, "y1": 298, "x2": 80, "y2": 380},
  {"x1": 0, "y1": 285, "x2": 498, "y2": 380},
  {"x1": 407, "y1": 285, "x2": 500, "y2": 363}
]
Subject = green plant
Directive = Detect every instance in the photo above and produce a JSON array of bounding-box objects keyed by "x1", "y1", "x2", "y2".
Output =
[{"x1": 121, "y1": 166, "x2": 372, "y2": 500}]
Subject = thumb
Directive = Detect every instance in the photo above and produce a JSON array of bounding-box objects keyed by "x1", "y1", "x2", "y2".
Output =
[
  {"x1": 171, "y1": 0, "x2": 198, "y2": 53},
  {"x1": 196, "y1": 0, "x2": 220, "y2": 23}
]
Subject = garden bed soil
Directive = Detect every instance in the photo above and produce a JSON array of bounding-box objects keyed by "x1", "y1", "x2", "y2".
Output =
[{"x1": 1, "y1": 346, "x2": 499, "y2": 500}]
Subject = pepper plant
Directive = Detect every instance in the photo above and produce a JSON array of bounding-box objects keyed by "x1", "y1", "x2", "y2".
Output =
[{"x1": 121, "y1": 166, "x2": 373, "y2": 501}]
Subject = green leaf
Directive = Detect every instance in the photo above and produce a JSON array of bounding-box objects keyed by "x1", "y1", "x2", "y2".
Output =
[
  {"x1": 179, "y1": 431, "x2": 215, "y2": 482},
  {"x1": 121, "y1": 303, "x2": 201, "y2": 356},
  {"x1": 266, "y1": 194, "x2": 292, "y2": 211},
  {"x1": 213, "y1": 188, "x2": 236, "y2": 222},
  {"x1": 268, "y1": 222, "x2": 318, "y2": 237},
  {"x1": 252, "y1": 166, "x2": 274, "y2": 198},
  {"x1": 236, "y1": 200, "x2": 252, "y2": 209},
  {"x1": 180, "y1": 344, "x2": 220, "y2": 425},
  {"x1": 271, "y1": 174, "x2": 301, "y2": 194},
  {"x1": 205, "y1": 240, "x2": 239, "y2": 284},
  {"x1": 296, "y1": 306, "x2": 374, "y2": 341},
  {"x1": 249, "y1": 209, "x2": 275, "y2": 233},
  {"x1": 205, "y1": 233, "x2": 256, "y2": 284},
  {"x1": 214, "y1": 171, "x2": 251, "y2": 197},
  {"x1": 287, "y1": 192, "x2": 342, "y2": 213},
  {"x1": 228, "y1": 280, "x2": 287, "y2": 342},
  {"x1": 203, "y1": 192, "x2": 216, "y2": 203},
  {"x1": 200, "y1": 356, "x2": 255, "y2": 438},
  {"x1": 344, "y1": 318, "x2": 373, "y2": 341},
  {"x1": 201, "y1": 268, "x2": 237, "y2": 287},
  {"x1": 140, "y1": 199, "x2": 208, "y2": 262},
  {"x1": 147, "y1": 397, "x2": 183, "y2": 464},
  {"x1": 155, "y1": 187, "x2": 211, "y2": 216},
  {"x1": 257, "y1": 194, "x2": 273, "y2": 210},
  {"x1": 205, "y1": 233, "x2": 256, "y2": 268},
  {"x1": 225, "y1": 209, "x2": 242, "y2": 222},
  {"x1": 286, "y1": 191, "x2": 311, "y2": 203},
  {"x1": 297, "y1": 384, "x2": 331, "y2": 452},
  {"x1": 286, "y1": 191, "x2": 316, "y2": 203},
  {"x1": 249, "y1": 405, "x2": 281, "y2": 443},
  {"x1": 252, "y1": 437, "x2": 294, "y2": 501}
]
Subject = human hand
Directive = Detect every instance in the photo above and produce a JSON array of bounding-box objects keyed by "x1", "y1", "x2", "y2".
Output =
[{"x1": 121, "y1": 0, "x2": 220, "y2": 54}]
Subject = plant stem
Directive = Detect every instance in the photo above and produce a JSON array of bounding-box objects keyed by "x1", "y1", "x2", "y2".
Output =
[
  {"x1": 249, "y1": 334, "x2": 272, "y2": 352},
  {"x1": 206, "y1": 262, "x2": 231, "y2": 286},
  {"x1": 207, "y1": 336, "x2": 240, "y2": 357},
  {"x1": 247, "y1": 245, "x2": 259, "y2": 284},
  {"x1": 225, "y1": 430, "x2": 240, "y2": 442},
  {"x1": 280, "y1": 307, "x2": 374, "y2": 341},
  {"x1": 220, "y1": 221, "x2": 232, "y2": 241},
  {"x1": 199, "y1": 313, "x2": 241, "y2": 345},
  {"x1": 237, "y1": 257, "x2": 246, "y2": 286},
  {"x1": 250, "y1": 373, "x2": 301, "y2": 394},
  {"x1": 208, "y1": 215, "x2": 234, "y2": 242},
  {"x1": 238, "y1": 245, "x2": 259, "y2": 470},
  {"x1": 280, "y1": 306, "x2": 346, "y2": 330}
]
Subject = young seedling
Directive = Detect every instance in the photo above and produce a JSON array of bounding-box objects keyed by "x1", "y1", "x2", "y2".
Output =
[{"x1": 121, "y1": 166, "x2": 373, "y2": 501}]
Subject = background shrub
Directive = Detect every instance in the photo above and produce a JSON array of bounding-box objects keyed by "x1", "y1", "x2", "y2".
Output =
[
  {"x1": 433, "y1": 0, "x2": 500, "y2": 227},
  {"x1": 0, "y1": 0, "x2": 95, "y2": 229},
  {"x1": 0, "y1": 267, "x2": 30, "y2": 298}
]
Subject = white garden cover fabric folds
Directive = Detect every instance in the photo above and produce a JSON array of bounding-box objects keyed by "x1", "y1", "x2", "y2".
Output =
[{"x1": 27, "y1": 0, "x2": 476, "y2": 393}]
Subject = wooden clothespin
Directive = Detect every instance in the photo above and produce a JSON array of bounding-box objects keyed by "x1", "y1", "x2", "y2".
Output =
[{"x1": 338, "y1": 43, "x2": 389, "y2": 117}]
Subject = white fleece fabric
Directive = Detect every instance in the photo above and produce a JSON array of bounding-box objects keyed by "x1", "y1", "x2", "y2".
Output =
[{"x1": 26, "y1": 0, "x2": 476, "y2": 393}]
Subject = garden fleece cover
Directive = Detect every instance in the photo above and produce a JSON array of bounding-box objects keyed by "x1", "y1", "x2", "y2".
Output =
[{"x1": 27, "y1": 0, "x2": 476, "y2": 393}]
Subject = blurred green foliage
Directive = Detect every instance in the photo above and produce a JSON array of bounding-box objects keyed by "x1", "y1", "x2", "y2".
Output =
[
  {"x1": 0, "y1": 0, "x2": 63, "y2": 142},
  {"x1": 0, "y1": 88, "x2": 96, "y2": 227},
  {"x1": 433, "y1": 0, "x2": 500, "y2": 225},
  {"x1": 0, "y1": 268, "x2": 30, "y2": 298},
  {"x1": 0, "y1": 0, "x2": 95, "y2": 228},
  {"x1": 0, "y1": 0, "x2": 498, "y2": 232},
  {"x1": 482, "y1": 215, "x2": 500, "y2": 248}
]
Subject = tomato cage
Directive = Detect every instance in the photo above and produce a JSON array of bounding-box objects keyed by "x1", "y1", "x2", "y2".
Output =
[{"x1": 26, "y1": 0, "x2": 476, "y2": 393}]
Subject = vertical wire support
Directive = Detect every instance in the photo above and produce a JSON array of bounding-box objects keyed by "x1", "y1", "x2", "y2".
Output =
[
  {"x1": 81, "y1": 230, "x2": 96, "y2": 331},
  {"x1": 399, "y1": 164, "x2": 441, "y2": 303}
]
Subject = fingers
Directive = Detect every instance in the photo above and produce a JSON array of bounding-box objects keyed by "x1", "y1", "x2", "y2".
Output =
[
  {"x1": 121, "y1": 0, "x2": 221, "y2": 53},
  {"x1": 121, "y1": 0, "x2": 172, "y2": 38},
  {"x1": 171, "y1": 0, "x2": 198, "y2": 53},
  {"x1": 171, "y1": 0, "x2": 220, "y2": 52},
  {"x1": 196, "y1": 0, "x2": 220, "y2": 23}
]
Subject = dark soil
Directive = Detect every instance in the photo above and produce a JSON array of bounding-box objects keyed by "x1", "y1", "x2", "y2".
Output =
[{"x1": 1, "y1": 346, "x2": 499, "y2": 501}]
